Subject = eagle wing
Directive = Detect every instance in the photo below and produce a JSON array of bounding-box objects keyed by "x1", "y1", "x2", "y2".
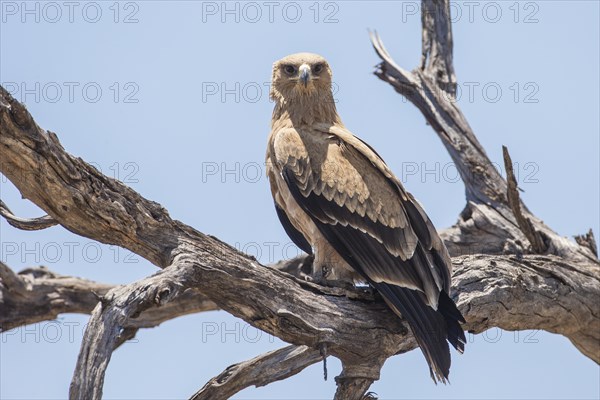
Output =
[
  {"x1": 271, "y1": 125, "x2": 449, "y2": 305},
  {"x1": 270, "y1": 125, "x2": 465, "y2": 382}
]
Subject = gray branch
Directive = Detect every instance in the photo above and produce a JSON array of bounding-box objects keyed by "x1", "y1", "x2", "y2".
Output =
[
  {"x1": 190, "y1": 345, "x2": 323, "y2": 400},
  {"x1": 575, "y1": 229, "x2": 598, "y2": 257},
  {"x1": 420, "y1": 0, "x2": 457, "y2": 95},
  {"x1": 0, "y1": 262, "x2": 111, "y2": 331},
  {"x1": 0, "y1": 199, "x2": 58, "y2": 231},
  {"x1": 370, "y1": 14, "x2": 596, "y2": 264},
  {"x1": 69, "y1": 260, "x2": 201, "y2": 398},
  {"x1": 502, "y1": 146, "x2": 547, "y2": 253},
  {"x1": 0, "y1": 256, "x2": 317, "y2": 333},
  {"x1": 0, "y1": 262, "x2": 217, "y2": 333}
]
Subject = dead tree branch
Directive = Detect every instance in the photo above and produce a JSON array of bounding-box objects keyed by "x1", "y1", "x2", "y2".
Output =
[
  {"x1": 370, "y1": 13, "x2": 596, "y2": 264},
  {"x1": 190, "y1": 345, "x2": 323, "y2": 400},
  {"x1": 502, "y1": 146, "x2": 547, "y2": 253},
  {"x1": 0, "y1": 199, "x2": 57, "y2": 231},
  {"x1": 69, "y1": 259, "x2": 202, "y2": 398},
  {"x1": 0, "y1": 262, "x2": 112, "y2": 331},
  {"x1": 0, "y1": 256, "x2": 316, "y2": 333},
  {"x1": 0, "y1": 262, "x2": 217, "y2": 332},
  {"x1": 575, "y1": 229, "x2": 598, "y2": 257}
]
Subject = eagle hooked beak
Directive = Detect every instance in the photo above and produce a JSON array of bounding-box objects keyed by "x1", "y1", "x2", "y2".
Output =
[{"x1": 299, "y1": 65, "x2": 310, "y2": 87}]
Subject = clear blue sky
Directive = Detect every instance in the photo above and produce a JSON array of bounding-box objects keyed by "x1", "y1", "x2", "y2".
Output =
[{"x1": 1, "y1": 1, "x2": 599, "y2": 399}]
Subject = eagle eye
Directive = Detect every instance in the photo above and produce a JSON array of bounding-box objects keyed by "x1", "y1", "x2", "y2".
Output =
[
  {"x1": 283, "y1": 64, "x2": 297, "y2": 76},
  {"x1": 313, "y1": 63, "x2": 324, "y2": 74}
]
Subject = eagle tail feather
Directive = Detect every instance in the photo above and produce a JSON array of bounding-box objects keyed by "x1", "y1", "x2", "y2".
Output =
[
  {"x1": 374, "y1": 283, "x2": 464, "y2": 384},
  {"x1": 438, "y1": 290, "x2": 467, "y2": 354}
]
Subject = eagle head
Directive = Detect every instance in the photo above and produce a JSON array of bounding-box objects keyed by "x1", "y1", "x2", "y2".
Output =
[{"x1": 270, "y1": 53, "x2": 333, "y2": 103}]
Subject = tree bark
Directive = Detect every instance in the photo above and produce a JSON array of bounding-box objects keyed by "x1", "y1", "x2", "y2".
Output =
[
  {"x1": 190, "y1": 345, "x2": 323, "y2": 400},
  {"x1": 0, "y1": 262, "x2": 217, "y2": 332}
]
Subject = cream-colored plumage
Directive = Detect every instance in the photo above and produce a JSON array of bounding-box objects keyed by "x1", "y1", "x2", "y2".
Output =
[{"x1": 266, "y1": 53, "x2": 465, "y2": 383}]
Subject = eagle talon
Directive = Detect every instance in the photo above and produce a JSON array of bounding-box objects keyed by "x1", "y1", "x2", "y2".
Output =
[
  {"x1": 313, "y1": 275, "x2": 357, "y2": 292},
  {"x1": 360, "y1": 285, "x2": 376, "y2": 296}
]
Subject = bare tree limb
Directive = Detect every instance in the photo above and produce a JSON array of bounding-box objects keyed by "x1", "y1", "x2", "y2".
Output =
[
  {"x1": 454, "y1": 254, "x2": 599, "y2": 362},
  {"x1": 0, "y1": 261, "x2": 217, "y2": 332},
  {"x1": 190, "y1": 345, "x2": 323, "y2": 400},
  {"x1": 575, "y1": 229, "x2": 598, "y2": 257},
  {"x1": 420, "y1": 0, "x2": 457, "y2": 95},
  {"x1": 0, "y1": 254, "x2": 331, "y2": 334},
  {"x1": 370, "y1": 30, "x2": 500, "y2": 208},
  {"x1": 334, "y1": 359, "x2": 386, "y2": 400},
  {"x1": 64, "y1": 245, "x2": 411, "y2": 399},
  {"x1": 334, "y1": 375, "x2": 379, "y2": 400},
  {"x1": 67, "y1": 246, "x2": 598, "y2": 399},
  {"x1": 205, "y1": 251, "x2": 598, "y2": 399},
  {"x1": 69, "y1": 260, "x2": 201, "y2": 399},
  {"x1": 0, "y1": 199, "x2": 58, "y2": 231},
  {"x1": 502, "y1": 146, "x2": 547, "y2": 253},
  {"x1": 370, "y1": 18, "x2": 596, "y2": 264},
  {"x1": 0, "y1": 87, "x2": 178, "y2": 268},
  {"x1": 0, "y1": 262, "x2": 112, "y2": 331}
]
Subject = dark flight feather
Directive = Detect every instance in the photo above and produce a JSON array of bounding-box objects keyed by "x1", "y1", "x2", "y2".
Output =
[
  {"x1": 274, "y1": 202, "x2": 313, "y2": 255},
  {"x1": 280, "y1": 140, "x2": 466, "y2": 382}
]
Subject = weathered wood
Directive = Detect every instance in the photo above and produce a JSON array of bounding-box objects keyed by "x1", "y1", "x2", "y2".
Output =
[
  {"x1": 62, "y1": 245, "x2": 600, "y2": 399},
  {"x1": 0, "y1": 262, "x2": 217, "y2": 332},
  {"x1": 0, "y1": 199, "x2": 57, "y2": 231},
  {"x1": 190, "y1": 345, "x2": 323, "y2": 400},
  {"x1": 575, "y1": 229, "x2": 598, "y2": 257},
  {"x1": 502, "y1": 146, "x2": 547, "y2": 253},
  {"x1": 370, "y1": 29, "x2": 596, "y2": 264}
]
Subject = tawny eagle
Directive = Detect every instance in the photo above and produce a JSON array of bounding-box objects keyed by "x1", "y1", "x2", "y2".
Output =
[{"x1": 266, "y1": 53, "x2": 466, "y2": 383}]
